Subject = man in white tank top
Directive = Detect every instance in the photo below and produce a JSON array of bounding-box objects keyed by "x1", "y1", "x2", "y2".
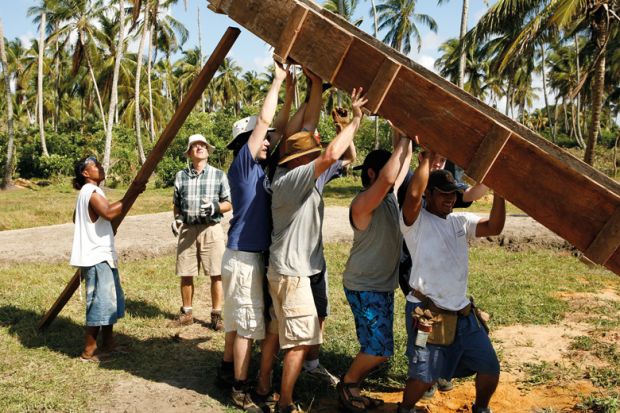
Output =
[{"x1": 70, "y1": 156, "x2": 143, "y2": 362}]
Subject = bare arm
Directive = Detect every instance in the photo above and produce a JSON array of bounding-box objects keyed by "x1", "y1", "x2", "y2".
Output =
[
  {"x1": 272, "y1": 68, "x2": 295, "y2": 147},
  {"x1": 218, "y1": 201, "x2": 232, "y2": 214},
  {"x1": 402, "y1": 150, "x2": 433, "y2": 226},
  {"x1": 248, "y1": 62, "x2": 287, "y2": 159},
  {"x1": 475, "y1": 194, "x2": 505, "y2": 237},
  {"x1": 300, "y1": 68, "x2": 322, "y2": 132},
  {"x1": 462, "y1": 182, "x2": 489, "y2": 203},
  {"x1": 341, "y1": 142, "x2": 356, "y2": 167},
  {"x1": 351, "y1": 136, "x2": 412, "y2": 230},
  {"x1": 313, "y1": 88, "x2": 367, "y2": 178},
  {"x1": 89, "y1": 193, "x2": 125, "y2": 222},
  {"x1": 392, "y1": 128, "x2": 414, "y2": 193}
]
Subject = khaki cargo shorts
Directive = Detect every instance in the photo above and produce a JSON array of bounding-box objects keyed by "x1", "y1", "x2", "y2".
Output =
[
  {"x1": 176, "y1": 223, "x2": 225, "y2": 277},
  {"x1": 267, "y1": 268, "x2": 322, "y2": 350},
  {"x1": 221, "y1": 248, "x2": 266, "y2": 340}
]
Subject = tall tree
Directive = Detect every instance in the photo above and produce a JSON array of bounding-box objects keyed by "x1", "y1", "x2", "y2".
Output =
[
  {"x1": 37, "y1": 10, "x2": 49, "y2": 156},
  {"x1": 103, "y1": 0, "x2": 127, "y2": 175},
  {"x1": 0, "y1": 19, "x2": 15, "y2": 189},
  {"x1": 376, "y1": 0, "x2": 438, "y2": 54},
  {"x1": 437, "y1": 0, "x2": 470, "y2": 88},
  {"x1": 133, "y1": 0, "x2": 149, "y2": 165}
]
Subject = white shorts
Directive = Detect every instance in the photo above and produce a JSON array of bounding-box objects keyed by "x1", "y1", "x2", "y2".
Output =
[{"x1": 221, "y1": 248, "x2": 266, "y2": 340}]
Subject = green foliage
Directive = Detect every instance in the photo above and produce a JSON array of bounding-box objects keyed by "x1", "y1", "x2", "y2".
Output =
[
  {"x1": 576, "y1": 393, "x2": 619, "y2": 413},
  {"x1": 37, "y1": 154, "x2": 73, "y2": 178},
  {"x1": 155, "y1": 156, "x2": 186, "y2": 188}
]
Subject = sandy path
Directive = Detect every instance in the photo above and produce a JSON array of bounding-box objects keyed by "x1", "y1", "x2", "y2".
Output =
[{"x1": 0, "y1": 208, "x2": 568, "y2": 265}]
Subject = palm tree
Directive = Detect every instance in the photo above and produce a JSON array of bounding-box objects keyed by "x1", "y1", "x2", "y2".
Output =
[
  {"x1": 103, "y1": 0, "x2": 127, "y2": 175},
  {"x1": 132, "y1": 0, "x2": 149, "y2": 165},
  {"x1": 29, "y1": 5, "x2": 49, "y2": 156},
  {"x1": 437, "y1": 0, "x2": 472, "y2": 89},
  {"x1": 214, "y1": 57, "x2": 242, "y2": 114},
  {"x1": 464, "y1": 0, "x2": 618, "y2": 166},
  {"x1": 324, "y1": 0, "x2": 363, "y2": 25},
  {"x1": 376, "y1": 0, "x2": 437, "y2": 54},
  {"x1": 0, "y1": 19, "x2": 15, "y2": 188}
]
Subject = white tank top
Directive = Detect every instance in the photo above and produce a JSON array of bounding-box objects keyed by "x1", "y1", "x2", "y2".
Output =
[{"x1": 69, "y1": 183, "x2": 118, "y2": 268}]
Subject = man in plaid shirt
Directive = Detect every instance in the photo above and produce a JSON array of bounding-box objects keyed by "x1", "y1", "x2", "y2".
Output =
[{"x1": 172, "y1": 134, "x2": 232, "y2": 330}]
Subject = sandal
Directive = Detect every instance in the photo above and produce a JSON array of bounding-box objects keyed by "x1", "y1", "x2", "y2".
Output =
[
  {"x1": 360, "y1": 395, "x2": 384, "y2": 409},
  {"x1": 336, "y1": 380, "x2": 368, "y2": 413}
]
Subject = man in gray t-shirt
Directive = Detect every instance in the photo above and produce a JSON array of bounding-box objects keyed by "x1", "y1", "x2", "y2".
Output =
[{"x1": 268, "y1": 87, "x2": 367, "y2": 413}]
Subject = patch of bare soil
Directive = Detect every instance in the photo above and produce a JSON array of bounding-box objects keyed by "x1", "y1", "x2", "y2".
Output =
[{"x1": 0, "y1": 209, "x2": 568, "y2": 265}]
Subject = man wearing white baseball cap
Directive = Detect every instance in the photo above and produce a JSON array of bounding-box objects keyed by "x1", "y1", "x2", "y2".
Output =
[{"x1": 171, "y1": 133, "x2": 231, "y2": 331}]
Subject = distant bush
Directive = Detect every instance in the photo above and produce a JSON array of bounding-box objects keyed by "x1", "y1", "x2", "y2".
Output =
[{"x1": 156, "y1": 156, "x2": 186, "y2": 188}]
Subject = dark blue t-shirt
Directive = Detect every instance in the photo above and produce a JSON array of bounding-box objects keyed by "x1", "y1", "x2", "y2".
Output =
[{"x1": 227, "y1": 143, "x2": 272, "y2": 252}]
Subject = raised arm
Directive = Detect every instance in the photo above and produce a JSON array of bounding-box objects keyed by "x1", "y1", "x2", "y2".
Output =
[
  {"x1": 313, "y1": 88, "x2": 367, "y2": 178},
  {"x1": 300, "y1": 68, "x2": 323, "y2": 132},
  {"x1": 351, "y1": 135, "x2": 412, "y2": 230},
  {"x1": 402, "y1": 150, "x2": 433, "y2": 226},
  {"x1": 475, "y1": 194, "x2": 505, "y2": 237},
  {"x1": 248, "y1": 61, "x2": 287, "y2": 159},
  {"x1": 462, "y1": 182, "x2": 489, "y2": 203},
  {"x1": 90, "y1": 194, "x2": 126, "y2": 221},
  {"x1": 272, "y1": 68, "x2": 295, "y2": 147}
]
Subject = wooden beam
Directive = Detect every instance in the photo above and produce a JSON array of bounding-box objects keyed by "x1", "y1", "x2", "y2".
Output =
[
  {"x1": 37, "y1": 27, "x2": 241, "y2": 331},
  {"x1": 328, "y1": 38, "x2": 353, "y2": 85},
  {"x1": 364, "y1": 57, "x2": 401, "y2": 114},
  {"x1": 273, "y1": 5, "x2": 309, "y2": 64},
  {"x1": 465, "y1": 124, "x2": 512, "y2": 183},
  {"x1": 584, "y1": 208, "x2": 620, "y2": 265},
  {"x1": 207, "y1": 0, "x2": 225, "y2": 13}
]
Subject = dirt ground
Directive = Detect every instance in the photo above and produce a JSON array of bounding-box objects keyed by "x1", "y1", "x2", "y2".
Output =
[
  {"x1": 0, "y1": 208, "x2": 569, "y2": 265},
  {"x1": 2, "y1": 209, "x2": 613, "y2": 413}
]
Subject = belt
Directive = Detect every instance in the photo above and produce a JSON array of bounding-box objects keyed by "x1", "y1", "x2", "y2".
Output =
[{"x1": 411, "y1": 289, "x2": 471, "y2": 317}]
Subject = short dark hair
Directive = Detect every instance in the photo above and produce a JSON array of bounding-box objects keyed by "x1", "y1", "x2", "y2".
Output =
[
  {"x1": 73, "y1": 156, "x2": 97, "y2": 190},
  {"x1": 355, "y1": 149, "x2": 392, "y2": 187}
]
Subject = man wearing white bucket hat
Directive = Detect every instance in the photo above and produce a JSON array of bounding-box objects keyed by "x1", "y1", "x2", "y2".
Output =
[{"x1": 172, "y1": 133, "x2": 231, "y2": 330}]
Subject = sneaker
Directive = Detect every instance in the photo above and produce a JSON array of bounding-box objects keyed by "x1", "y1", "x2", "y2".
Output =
[
  {"x1": 176, "y1": 307, "x2": 193, "y2": 326},
  {"x1": 303, "y1": 363, "x2": 339, "y2": 386},
  {"x1": 472, "y1": 403, "x2": 492, "y2": 413},
  {"x1": 422, "y1": 383, "x2": 437, "y2": 399},
  {"x1": 437, "y1": 378, "x2": 454, "y2": 392},
  {"x1": 210, "y1": 310, "x2": 224, "y2": 331},
  {"x1": 231, "y1": 387, "x2": 263, "y2": 413}
]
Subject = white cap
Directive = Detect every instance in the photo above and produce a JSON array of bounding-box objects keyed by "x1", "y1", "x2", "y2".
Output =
[
  {"x1": 232, "y1": 116, "x2": 258, "y2": 140},
  {"x1": 186, "y1": 134, "x2": 215, "y2": 154}
]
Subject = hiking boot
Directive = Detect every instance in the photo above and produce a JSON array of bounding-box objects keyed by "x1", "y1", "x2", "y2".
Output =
[
  {"x1": 472, "y1": 403, "x2": 492, "y2": 413},
  {"x1": 231, "y1": 387, "x2": 263, "y2": 413},
  {"x1": 437, "y1": 378, "x2": 454, "y2": 392},
  {"x1": 252, "y1": 389, "x2": 279, "y2": 413},
  {"x1": 422, "y1": 383, "x2": 437, "y2": 399},
  {"x1": 302, "y1": 363, "x2": 339, "y2": 386},
  {"x1": 276, "y1": 403, "x2": 302, "y2": 413},
  {"x1": 210, "y1": 310, "x2": 224, "y2": 331},
  {"x1": 176, "y1": 307, "x2": 193, "y2": 326}
]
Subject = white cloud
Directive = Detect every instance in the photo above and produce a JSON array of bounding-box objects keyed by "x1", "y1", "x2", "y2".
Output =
[
  {"x1": 19, "y1": 33, "x2": 34, "y2": 48},
  {"x1": 420, "y1": 31, "x2": 444, "y2": 53},
  {"x1": 415, "y1": 54, "x2": 437, "y2": 72}
]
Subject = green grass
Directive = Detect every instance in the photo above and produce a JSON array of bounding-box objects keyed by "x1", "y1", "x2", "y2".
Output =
[{"x1": 1, "y1": 244, "x2": 619, "y2": 411}]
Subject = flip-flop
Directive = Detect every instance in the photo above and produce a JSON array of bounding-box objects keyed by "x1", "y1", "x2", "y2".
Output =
[{"x1": 79, "y1": 353, "x2": 111, "y2": 363}]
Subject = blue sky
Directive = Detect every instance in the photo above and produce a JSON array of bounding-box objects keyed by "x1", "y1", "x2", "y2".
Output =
[{"x1": 3, "y1": 0, "x2": 491, "y2": 74}]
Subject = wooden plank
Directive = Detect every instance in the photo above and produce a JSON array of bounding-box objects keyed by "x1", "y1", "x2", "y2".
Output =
[
  {"x1": 465, "y1": 125, "x2": 512, "y2": 183},
  {"x1": 584, "y1": 208, "x2": 620, "y2": 265},
  {"x1": 207, "y1": 0, "x2": 225, "y2": 13},
  {"x1": 332, "y1": 37, "x2": 384, "y2": 94},
  {"x1": 287, "y1": 12, "x2": 353, "y2": 81},
  {"x1": 273, "y1": 4, "x2": 309, "y2": 64},
  {"x1": 364, "y1": 58, "x2": 401, "y2": 114},
  {"x1": 38, "y1": 27, "x2": 241, "y2": 331}
]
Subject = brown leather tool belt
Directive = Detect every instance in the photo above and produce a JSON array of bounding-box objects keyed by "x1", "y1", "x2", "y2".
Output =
[{"x1": 411, "y1": 289, "x2": 471, "y2": 317}]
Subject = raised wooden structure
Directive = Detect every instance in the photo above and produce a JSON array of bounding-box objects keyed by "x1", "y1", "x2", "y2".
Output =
[{"x1": 208, "y1": 0, "x2": 620, "y2": 275}]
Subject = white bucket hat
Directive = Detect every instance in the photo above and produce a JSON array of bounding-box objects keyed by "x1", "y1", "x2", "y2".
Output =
[
  {"x1": 185, "y1": 134, "x2": 215, "y2": 154},
  {"x1": 227, "y1": 116, "x2": 276, "y2": 150}
]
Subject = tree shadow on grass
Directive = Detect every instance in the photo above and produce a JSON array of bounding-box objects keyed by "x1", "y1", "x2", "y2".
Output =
[
  {"x1": 0, "y1": 304, "x2": 230, "y2": 407},
  {"x1": 124, "y1": 298, "x2": 176, "y2": 319}
]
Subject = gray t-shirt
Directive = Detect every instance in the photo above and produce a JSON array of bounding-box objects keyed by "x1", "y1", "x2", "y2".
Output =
[
  {"x1": 269, "y1": 162, "x2": 325, "y2": 277},
  {"x1": 343, "y1": 192, "x2": 402, "y2": 291}
]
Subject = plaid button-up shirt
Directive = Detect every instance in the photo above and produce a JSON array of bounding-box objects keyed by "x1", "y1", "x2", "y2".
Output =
[{"x1": 173, "y1": 164, "x2": 231, "y2": 225}]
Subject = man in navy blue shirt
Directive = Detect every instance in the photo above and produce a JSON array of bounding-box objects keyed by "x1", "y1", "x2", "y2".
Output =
[{"x1": 218, "y1": 61, "x2": 293, "y2": 413}]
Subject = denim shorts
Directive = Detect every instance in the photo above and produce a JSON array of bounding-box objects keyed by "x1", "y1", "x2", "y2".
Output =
[
  {"x1": 345, "y1": 288, "x2": 394, "y2": 357},
  {"x1": 405, "y1": 300, "x2": 499, "y2": 383},
  {"x1": 81, "y1": 262, "x2": 125, "y2": 327}
]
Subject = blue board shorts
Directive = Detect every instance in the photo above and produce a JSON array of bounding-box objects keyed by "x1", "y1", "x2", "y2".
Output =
[
  {"x1": 405, "y1": 300, "x2": 499, "y2": 383},
  {"x1": 344, "y1": 288, "x2": 394, "y2": 357},
  {"x1": 81, "y1": 262, "x2": 125, "y2": 327}
]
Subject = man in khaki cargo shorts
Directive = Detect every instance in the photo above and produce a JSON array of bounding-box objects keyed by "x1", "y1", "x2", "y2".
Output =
[{"x1": 171, "y1": 134, "x2": 232, "y2": 330}]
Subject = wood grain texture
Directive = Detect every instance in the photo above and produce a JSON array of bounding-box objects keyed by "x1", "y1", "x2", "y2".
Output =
[
  {"x1": 365, "y1": 58, "x2": 401, "y2": 114},
  {"x1": 585, "y1": 208, "x2": 620, "y2": 265},
  {"x1": 273, "y1": 4, "x2": 309, "y2": 64}
]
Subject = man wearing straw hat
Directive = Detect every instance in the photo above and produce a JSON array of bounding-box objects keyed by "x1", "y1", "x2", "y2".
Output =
[
  {"x1": 267, "y1": 87, "x2": 368, "y2": 413},
  {"x1": 171, "y1": 134, "x2": 231, "y2": 330}
]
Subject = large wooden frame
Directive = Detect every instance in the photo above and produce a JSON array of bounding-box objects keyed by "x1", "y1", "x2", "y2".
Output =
[{"x1": 208, "y1": 0, "x2": 620, "y2": 275}]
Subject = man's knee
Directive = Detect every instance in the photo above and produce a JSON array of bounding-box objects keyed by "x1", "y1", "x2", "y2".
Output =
[
  {"x1": 181, "y1": 276, "x2": 194, "y2": 286},
  {"x1": 210, "y1": 275, "x2": 222, "y2": 281}
]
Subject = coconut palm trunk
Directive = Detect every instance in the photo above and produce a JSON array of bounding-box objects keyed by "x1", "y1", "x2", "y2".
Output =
[
  {"x1": 0, "y1": 19, "x2": 16, "y2": 188},
  {"x1": 147, "y1": 19, "x2": 156, "y2": 142},
  {"x1": 583, "y1": 10, "x2": 608, "y2": 166},
  {"x1": 539, "y1": 42, "x2": 555, "y2": 142},
  {"x1": 83, "y1": 39, "x2": 107, "y2": 133},
  {"x1": 457, "y1": 0, "x2": 468, "y2": 89},
  {"x1": 134, "y1": 0, "x2": 149, "y2": 165},
  {"x1": 38, "y1": 11, "x2": 48, "y2": 156},
  {"x1": 103, "y1": 0, "x2": 126, "y2": 175},
  {"x1": 369, "y1": 0, "x2": 380, "y2": 149}
]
